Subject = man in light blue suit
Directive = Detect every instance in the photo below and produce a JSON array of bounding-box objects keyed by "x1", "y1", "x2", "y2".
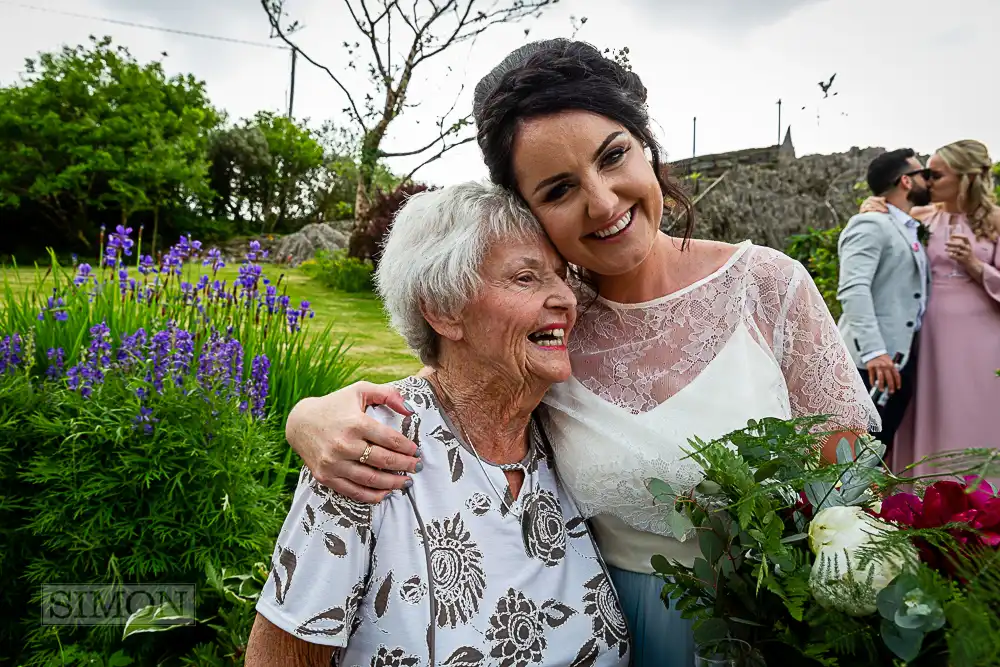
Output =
[{"x1": 837, "y1": 148, "x2": 932, "y2": 454}]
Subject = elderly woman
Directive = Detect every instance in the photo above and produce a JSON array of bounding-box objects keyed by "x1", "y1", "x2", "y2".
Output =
[{"x1": 245, "y1": 182, "x2": 630, "y2": 666}]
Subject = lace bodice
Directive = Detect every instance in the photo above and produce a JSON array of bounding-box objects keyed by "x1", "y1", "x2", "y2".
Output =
[{"x1": 541, "y1": 243, "x2": 880, "y2": 572}]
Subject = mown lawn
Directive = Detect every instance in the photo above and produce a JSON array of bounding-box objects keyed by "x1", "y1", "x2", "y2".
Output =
[{"x1": 0, "y1": 262, "x2": 422, "y2": 384}]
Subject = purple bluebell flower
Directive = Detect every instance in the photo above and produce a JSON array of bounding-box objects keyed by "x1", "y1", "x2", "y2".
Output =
[
  {"x1": 138, "y1": 255, "x2": 156, "y2": 276},
  {"x1": 117, "y1": 328, "x2": 147, "y2": 372},
  {"x1": 104, "y1": 225, "x2": 135, "y2": 267},
  {"x1": 74, "y1": 263, "x2": 93, "y2": 287},
  {"x1": 203, "y1": 248, "x2": 225, "y2": 273},
  {"x1": 133, "y1": 405, "x2": 158, "y2": 435},
  {"x1": 66, "y1": 322, "x2": 112, "y2": 397},
  {"x1": 246, "y1": 240, "x2": 262, "y2": 263},
  {"x1": 243, "y1": 354, "x2": 270, "y2": 419},
  {"x1": 46, "y1": 347, "x2": 64, "y2": 379},
  {"x1": 0, "y1": 333, "x2": 24, "y2": 374}
]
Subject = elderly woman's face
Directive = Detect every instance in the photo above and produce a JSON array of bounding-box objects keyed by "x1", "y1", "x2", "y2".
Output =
[
  {"x1": 454, "y1": 236, "x2": 576, "y2": 385},
  {"x1": 511, "y1": 110, "x2": 663, "y2": 278}
]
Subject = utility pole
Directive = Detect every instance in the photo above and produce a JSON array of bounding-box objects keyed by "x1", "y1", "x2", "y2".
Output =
[
  {"x1": 287, "y1": 48, "x2": 298, "y2": 119},
  {"x1": 692, "y1": 116, "x2": 697, "y2": 158},
  {"x1": 776, "y1": 98, "x2": 782, "y2": 145}
]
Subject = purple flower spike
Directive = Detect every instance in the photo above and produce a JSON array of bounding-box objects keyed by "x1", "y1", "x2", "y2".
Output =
[
  {"x1": 243, "y1": 354, "x2": 270, "y2": 419},
  {"x1": 0, "y1": 333, "x2": 24, "y2": 374},
  {"x1": 46, "y1": 347, "x2": 65, "y2": 379}
]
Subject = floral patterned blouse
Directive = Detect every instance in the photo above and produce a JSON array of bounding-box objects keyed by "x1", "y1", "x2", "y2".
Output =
[{"x1": 256, "y1": 376, "x2": 631, "y2": 667}]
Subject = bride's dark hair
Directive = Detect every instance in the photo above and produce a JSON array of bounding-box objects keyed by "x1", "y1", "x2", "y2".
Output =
[{"x1": 472, "y1": 38, "x2": 694, "y2": 241}]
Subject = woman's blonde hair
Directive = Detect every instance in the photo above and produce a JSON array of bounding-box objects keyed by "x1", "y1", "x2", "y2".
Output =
[{"x1": 935, "y1": 139, "x2": 999, "y2": 241}]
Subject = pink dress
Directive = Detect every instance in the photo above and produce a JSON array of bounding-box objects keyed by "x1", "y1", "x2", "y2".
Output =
[{"x1": 893, "y1": 210, "x2": 1000, "y2": 474}]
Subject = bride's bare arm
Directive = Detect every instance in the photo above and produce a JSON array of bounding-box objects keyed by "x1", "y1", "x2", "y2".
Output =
[{"x1": 285, "y1": 381, "x2": 422, "y2": 503}]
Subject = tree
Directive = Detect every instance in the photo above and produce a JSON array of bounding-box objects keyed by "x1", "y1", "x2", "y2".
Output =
[
  {"x1": 0, "y1": 36, "x2": 219, "y2": 256},
  {"x1": 260, "y1": 0, "x2": 558, "y2": 253},
  {"x1": 207, "y1": 113, "x2": 328, "y2": 234}
]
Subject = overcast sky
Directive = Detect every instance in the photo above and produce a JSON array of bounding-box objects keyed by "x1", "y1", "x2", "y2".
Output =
[{"x1": 1, "y1": 0, "x2": 996, "y2": 186}]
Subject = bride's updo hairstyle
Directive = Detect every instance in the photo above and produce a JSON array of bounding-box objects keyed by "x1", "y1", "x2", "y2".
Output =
[{"x1": 472, "y1": 38, "x2": 694, "y2": 241}]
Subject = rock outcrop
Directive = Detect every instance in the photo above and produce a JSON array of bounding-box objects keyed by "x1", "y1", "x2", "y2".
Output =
[
  {"x1": 665, "y1": 139, "x2": 902, "y2": 250},
  {"x1": 272, "y1": 223, "x2": 349, "y2": 266}
]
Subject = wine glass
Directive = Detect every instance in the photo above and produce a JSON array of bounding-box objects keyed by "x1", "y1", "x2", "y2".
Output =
[
  {"x1": 945, "y1": 221, "x2": 964, "y2": 278},
  {"x1": 695, "y1": 638, "x2": 757, "y2": 667}
]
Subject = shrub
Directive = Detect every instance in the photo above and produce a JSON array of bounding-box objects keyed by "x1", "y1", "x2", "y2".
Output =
[
  {"x1": 0, "y1": 324, "x2": 286, "y2": 664},
  {"x1": 308, "y1": 248, "x2": 374, "y2": 293},
  {"x1": 786, "y1": 225, "x2": 843, "y2": 320},
  {"x1": 348, "y1": 182, "x2": 430, "y2": 271},
  {"x1": 0, "y1": 228, "x2": 360, "y2": 664}
]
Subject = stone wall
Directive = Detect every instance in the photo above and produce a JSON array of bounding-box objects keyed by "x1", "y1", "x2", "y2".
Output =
[
  {"x1": 663, "y1": 145, "x2": 892, "y2": 250},
  {"x1": 669, "y1": 128, "x2": 796, "y2": 179}
]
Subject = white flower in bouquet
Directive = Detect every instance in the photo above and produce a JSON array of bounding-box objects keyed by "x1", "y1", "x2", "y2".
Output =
[{"x1": 807, "y1": 506, "x2": 914, "y2": 616}]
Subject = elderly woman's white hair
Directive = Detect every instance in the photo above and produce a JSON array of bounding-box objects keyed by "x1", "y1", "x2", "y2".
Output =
[{"x1": 375, "y1": 181, "x2": 545, "y2": 365}]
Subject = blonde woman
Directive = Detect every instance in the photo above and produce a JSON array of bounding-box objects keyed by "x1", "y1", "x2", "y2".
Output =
[{"x1": 861, "y1": 139, "x2": 1000, "y2": 470}]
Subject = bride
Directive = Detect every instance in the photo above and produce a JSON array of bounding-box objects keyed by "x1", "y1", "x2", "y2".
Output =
[{"x1": 281, "y1": 39, "x2": 880, "y2": 666}]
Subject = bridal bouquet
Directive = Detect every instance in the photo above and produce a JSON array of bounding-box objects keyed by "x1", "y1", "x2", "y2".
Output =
[{"x1": 650, "y1": 417, "x2": 1000, "y2": 666}]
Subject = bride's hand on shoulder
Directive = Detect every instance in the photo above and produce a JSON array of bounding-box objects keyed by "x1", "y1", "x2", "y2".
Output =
[
  {"x1": 859, "y1": 196, "x2": 889, "y2": 214},
  {"x1": 285, "y1": 381, "x2": 421, "y2": 503}
]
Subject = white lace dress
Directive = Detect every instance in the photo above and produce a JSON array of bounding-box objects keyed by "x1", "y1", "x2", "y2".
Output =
[{"x1": 541, "y1": 242, "x2": 880, "y2": 574}]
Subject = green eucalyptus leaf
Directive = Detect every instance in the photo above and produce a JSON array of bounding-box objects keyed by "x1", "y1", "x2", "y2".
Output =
[
  {"x1": 668, "y1": 510, "x2": 695, "y2": 539},
  {"x1": 699, "y1": 530, "x2": 726, "y2": 565},
  {"x1": 881, "y1": 618, "x2": 925, "y2": 662},
  {"x1": 650, "y1": 554, "x2": 671, "y2": 574},
  {"x1": 835, "y1": 437, "x2": 854, "y2": 464},
  {"x1": 646, "y1": 478, "x2": 675, "y2": 502}
]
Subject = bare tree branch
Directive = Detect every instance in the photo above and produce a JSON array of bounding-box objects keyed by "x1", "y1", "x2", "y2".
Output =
[
  {"x1": 260, "y1": 0, "x2": 368, "y2": 131},
  {"x1": 380, "y1": 82, "x2": 470, "y2": 158},
  {"x1": 414, "y1": 0, "x2": 553, "y2": 66},
  {"x1": 401, "y1": 134, "x2": 477, "y2": 182},
  {"x1": 345, "y1": 0, "x2": 390, "y2": 84}
]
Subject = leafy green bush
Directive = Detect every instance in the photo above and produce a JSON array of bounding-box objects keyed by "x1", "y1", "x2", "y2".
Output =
[
  {"x1": 0, "y1": 228, "x2": 360, "y2": 664},
  {"x1": 308, "y1": 248, "x2": 375, "y2": 293},
  {"x1": 786, "y1": 226, "x2": 843, "y2": 320}
]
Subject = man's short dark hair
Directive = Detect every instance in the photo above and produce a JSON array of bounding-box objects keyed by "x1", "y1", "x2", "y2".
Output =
[{"x1": 867, "y1": 148, "x2": 917, "y2": 196}]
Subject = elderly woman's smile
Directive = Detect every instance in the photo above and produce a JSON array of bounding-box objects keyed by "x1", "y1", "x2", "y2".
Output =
[{"x1": 448, "y1": 238, "x2": 577, "y2": 387}]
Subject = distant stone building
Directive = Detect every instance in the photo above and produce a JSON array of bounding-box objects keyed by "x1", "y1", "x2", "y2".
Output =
[{"x1": 668, "y1": 128, "x2": 797, "y2": 178}]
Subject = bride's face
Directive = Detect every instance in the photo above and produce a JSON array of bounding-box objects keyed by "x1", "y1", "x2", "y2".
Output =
[{"x1": 511, "y1": 110, "x2": 663, "y2": 278}]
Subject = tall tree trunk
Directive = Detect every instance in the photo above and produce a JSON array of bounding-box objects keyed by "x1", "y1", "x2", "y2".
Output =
[
  {"x1": 348, "y1": 127, "x2": 388, "y2": 256},
  {"x1": 151, "y1": 206, "x2": 160, "y2": 258}
]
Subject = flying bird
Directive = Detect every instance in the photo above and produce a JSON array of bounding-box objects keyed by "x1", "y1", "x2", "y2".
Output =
[{"x1": 818, "y1": 73, "x2": 837, "y2": 98}]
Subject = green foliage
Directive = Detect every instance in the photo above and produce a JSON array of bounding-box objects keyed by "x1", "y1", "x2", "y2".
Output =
[
  {"x1": 0, "y1": 360, "x2": 285, "y2": 664},
  {"x1": 0, "y1": 229, "x2": 361, "y2": 664},
  {"x1": 2, "y1": 247, "x2": 359, "y2": 419},
  {"x1": 0, "y1": 36, "x2": 219, "y2": 258},
  {"x1": 652, "y1": 417, "x2": 1000, "y2": 666},
  {"x1": 306, "y1": 249, "x2": 374, "y2": 293},
  {"x1": 786, "y1": 226, "x2": 843, "y2": 319},
  {"x1": 207, "y1": 112, "x2": 326, "y2": 235}
]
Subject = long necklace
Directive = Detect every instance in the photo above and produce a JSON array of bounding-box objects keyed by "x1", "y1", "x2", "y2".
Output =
[{"x1": 429, "y1": 376, "x2": 534, "y2": 520}]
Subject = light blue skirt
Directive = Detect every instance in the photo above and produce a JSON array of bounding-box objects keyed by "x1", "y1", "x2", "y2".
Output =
[{"x1": 608, "y1": 566, "x2": 695, "y2": 667}]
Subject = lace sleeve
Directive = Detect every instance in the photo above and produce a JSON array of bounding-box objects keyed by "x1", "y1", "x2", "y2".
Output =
[{"x1": 774, "y1": 260, "x2": 881, "y2": 433}]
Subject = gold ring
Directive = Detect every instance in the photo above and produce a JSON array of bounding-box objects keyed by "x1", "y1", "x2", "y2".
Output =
[{"x1": 359, "y1": 443, "x2": 374, "y2": 465}]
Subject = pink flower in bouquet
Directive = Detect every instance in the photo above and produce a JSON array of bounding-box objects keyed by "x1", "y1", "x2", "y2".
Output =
[{"x1": 877, "y1": 478, "x2": 1000, "y2": 569}]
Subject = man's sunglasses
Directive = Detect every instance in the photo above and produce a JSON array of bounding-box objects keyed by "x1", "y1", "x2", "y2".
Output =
[{"x1": 895, "y1": 168, "x2": 931, "y2": 184}]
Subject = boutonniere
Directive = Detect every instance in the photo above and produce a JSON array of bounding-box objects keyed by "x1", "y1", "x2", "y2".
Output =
[{"x1": 916, "y1": 222, "x2": 931, "y2": 247}]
